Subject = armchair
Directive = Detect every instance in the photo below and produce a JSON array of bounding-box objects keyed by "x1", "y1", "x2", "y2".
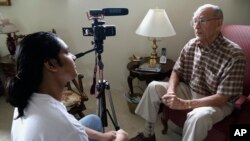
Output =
[
  {"x1": 161, "y1": 25, "x2": 250, "y2": 141},
  {"x1": 61, "y1": 74, "x2": 88, "y2": 119}
]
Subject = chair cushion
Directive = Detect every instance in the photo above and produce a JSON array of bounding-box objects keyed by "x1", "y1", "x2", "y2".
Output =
[
  {"x1": 221, "y1": 25, "x2": 250, "y2": 96},
  {"x1": 61, "y1": 90, "x2": 81, "y2": 108}
]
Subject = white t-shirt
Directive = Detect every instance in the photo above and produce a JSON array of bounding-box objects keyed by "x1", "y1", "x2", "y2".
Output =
[{"x1": 11, "y1": 93, "x2": 89, "y2": 141}]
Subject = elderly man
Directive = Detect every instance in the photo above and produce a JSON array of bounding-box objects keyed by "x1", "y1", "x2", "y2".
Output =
[{"x1": 130, "y1": 4, "x2": 246, "y2": 141}]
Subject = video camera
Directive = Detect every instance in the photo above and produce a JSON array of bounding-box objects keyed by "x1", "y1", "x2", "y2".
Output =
[{"x1": 82, "y1": 8, "x2": 128, "y2": 54}]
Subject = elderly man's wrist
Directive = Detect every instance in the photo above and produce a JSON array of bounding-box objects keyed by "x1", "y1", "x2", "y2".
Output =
[
  {"x1": 167, "y1": 89, "x2": 175, "y2": 94},
  {"x1": 185, "y1": 100, "x2": 192, "y2": 109}
]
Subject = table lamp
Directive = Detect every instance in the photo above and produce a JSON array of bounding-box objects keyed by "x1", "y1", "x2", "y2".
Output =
[
  {"x1": 136, "y1": 8, "x2": 176, "y2": 66},
  {"x1": 0, "y1": 18, "x2": 19, "y2": 57}
]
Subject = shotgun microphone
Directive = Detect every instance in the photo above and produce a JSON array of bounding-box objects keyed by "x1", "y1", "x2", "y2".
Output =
[
  {"x1": 102, "y1": 8, "x2": 129, "y2": 16},
  {"x1": 89, "y1": 8, "x2": 129, "y2": 17}
]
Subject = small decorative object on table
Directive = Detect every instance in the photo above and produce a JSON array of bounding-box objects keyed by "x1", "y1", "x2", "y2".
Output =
[
  {"x1": 160, "y1": 48, "x2": 167, "y2": 64},
  {"x1": 129, "y1": 54, "x2": 144, "y2": 62}
]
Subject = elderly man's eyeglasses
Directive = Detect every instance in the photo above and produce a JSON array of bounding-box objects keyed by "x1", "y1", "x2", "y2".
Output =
[{"x1": 190, "y1": 18, "x2": 221, "y2": 26}]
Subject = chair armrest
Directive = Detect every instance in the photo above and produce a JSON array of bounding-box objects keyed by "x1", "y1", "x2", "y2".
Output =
[{"x1": 234, "y1": 95, "x2": 247, "y2": 110}]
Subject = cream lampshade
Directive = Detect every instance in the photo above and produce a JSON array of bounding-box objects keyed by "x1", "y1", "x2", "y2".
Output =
[
  {"x1": 136, "y1": 8, "x2": 176, "y2": 66},
  {"x1": 0, "y1": 19, "x2": 19, "y2": 33}
]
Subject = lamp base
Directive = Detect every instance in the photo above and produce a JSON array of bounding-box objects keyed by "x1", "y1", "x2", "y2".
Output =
[
  {"x1": 149, "y1": 56, "x2": 157, "y2": 67},
  {"x1": 149, "y1": 38, "x2": 158, "y2": 67}
]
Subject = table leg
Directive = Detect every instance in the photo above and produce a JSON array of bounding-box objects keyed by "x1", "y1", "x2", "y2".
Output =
[
  {"x1": 127, "y1": 75, "x2": 135, "y2": 96},
  {"x1": 0, "y1": 79, "x2": 4, "y2": 96}
]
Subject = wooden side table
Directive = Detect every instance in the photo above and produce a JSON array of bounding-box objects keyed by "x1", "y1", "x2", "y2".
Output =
[
  {"x1": 127, "y1": 57, "x2": 175, "y2": 96},
  {"x1": 0, "y1": 54, "x2": 16, "y2": 94}
]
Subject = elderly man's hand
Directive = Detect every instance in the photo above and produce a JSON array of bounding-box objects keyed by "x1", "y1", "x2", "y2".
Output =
[{"x1": 162, "y1": 94, "x2": 187, "y2": 110}]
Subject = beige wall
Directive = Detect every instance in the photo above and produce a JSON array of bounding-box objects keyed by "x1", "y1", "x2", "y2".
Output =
[{"x1": 1, "y1": 0, "x2": 250, "y2": 92}]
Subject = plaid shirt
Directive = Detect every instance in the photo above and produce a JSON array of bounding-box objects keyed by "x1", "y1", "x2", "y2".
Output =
[{"x1": 174, "y1": 34, "x2": 246, "y2": 102}]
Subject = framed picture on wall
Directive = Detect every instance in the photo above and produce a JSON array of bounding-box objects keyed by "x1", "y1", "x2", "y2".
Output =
[{"x1": 0, "y1": 0, "x2": 11, "y2": 6}]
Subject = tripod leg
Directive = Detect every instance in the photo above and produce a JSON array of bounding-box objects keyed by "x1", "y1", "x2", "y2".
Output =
[
  {"x1": 95, "y1": 80, "x2": 119, "y2": 131},
  {"x1": 106, "y1": 89, "x2": 120, "y2": 130},
  {"x1": 97, "y1": 94, "x2": 107, "y2": 132}
]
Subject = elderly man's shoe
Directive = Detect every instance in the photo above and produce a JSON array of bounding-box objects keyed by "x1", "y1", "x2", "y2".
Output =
[{"x1": 129, "y1": 133, "x2": 156, "y2": 141}]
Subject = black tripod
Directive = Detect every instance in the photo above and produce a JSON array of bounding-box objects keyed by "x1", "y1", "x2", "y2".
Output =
[
  {"x1": 76, "y1": 12, "x2": 122, "y2": 131},
  {"x1": 93, "y1": 53, "x2": 120, "y2": 131}
]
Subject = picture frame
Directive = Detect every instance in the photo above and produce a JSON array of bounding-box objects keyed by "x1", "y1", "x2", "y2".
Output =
[{"x1": 0, "y1": 0, "x2": 11, "y2": 6}]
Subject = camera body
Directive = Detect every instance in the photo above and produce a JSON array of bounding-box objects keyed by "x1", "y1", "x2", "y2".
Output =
[{"x1": 82, "y1": 24, "x2": 116, "y2": 41}]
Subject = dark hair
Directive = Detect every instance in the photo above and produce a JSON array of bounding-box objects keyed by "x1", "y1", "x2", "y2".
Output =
[{"x1": 7, "y1": 32, "x2": 63, "y2": 119}]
